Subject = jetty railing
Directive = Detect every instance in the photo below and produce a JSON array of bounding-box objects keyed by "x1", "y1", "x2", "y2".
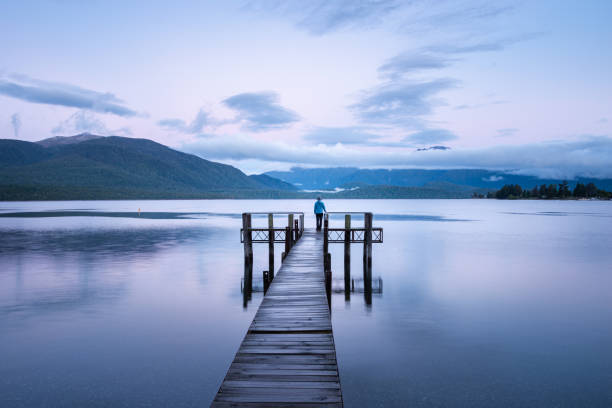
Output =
[
  {"x1": 323, "y1": 212, "x2": 383, "y2": 303},
  {"x1": 240, "y1": 212, "x2": 304, "y2": 304},
  {"x1": 239, "y1": 211, "x2": 383, "y2": 307}
]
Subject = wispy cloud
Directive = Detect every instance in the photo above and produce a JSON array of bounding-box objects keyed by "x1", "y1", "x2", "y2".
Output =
[
  {"x1": 380, "y1": 33, "x2": 542, "y2": 80},
  {"x1": 350, "y1": 78, "x2": 458, "y2": 126},
  {"x1": 397, "y1": 2, "x2": 515, "y2": 35},
  {"x1": 10, "y1": 113, "x2": 21, "y2": 138},
  {"x1": 223, "y1": 91, "x2": 299, "y2": 131},
  {"x1": 369, "y1": 32, "x2": 538, "y2": 128},
  {"x1": 0, "y1": 73, "x2": 139, "y2": 117},
  {"x1": 303, "y1": 126, "x2": 383, "y2": 145},
  {"x1": 403, "y1": 129, "x2": 458, "y2": 145},
  {"x1": 184, "y1": 135, "x2": 612, "y2": 179},
  {"x1": 378, "y1": 53, "x2": 454, "y2": 79},
  {"x1": 424, "y1": 33, "x2": 543, "y2": 55},
  {"x1": 245, "y1": 0, "x2": 402, "y2": 35},
  {"x1": 52, "y1": 110, "x2": 132, "y2": 136},
  {"x1": 247, "y1": 1, "x2": 517, "y2": 37},
  {"x1": 158, "y1": 109, "x2": 209, "y2": 133}
]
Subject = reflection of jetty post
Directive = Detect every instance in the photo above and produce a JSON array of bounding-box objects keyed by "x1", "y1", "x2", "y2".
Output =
[{"x1": 263, "y1": 270, "x2": 270, "y2": 294}]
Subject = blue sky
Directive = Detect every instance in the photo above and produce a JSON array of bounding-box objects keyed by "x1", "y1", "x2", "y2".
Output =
[{"x1": 1, "y1": 0, "x2": 611, "y2": 177}]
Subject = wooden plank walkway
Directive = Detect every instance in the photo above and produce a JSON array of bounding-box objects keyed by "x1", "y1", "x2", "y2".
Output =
[{"x1": 211, "y1": 229, "x2": 343, "y2": 407}]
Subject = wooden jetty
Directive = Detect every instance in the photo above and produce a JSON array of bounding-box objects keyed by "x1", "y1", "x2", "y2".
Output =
[
  {"x1": 212, "y1": 229, "x2": 341, "y2": 407},
  {"x1": 212, "y1": 212, "x2": 382, "y2": 407}
]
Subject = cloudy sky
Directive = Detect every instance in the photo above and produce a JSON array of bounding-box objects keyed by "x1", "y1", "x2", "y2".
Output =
[{"x1": 1, "y1": 0, "x2": 611, "y2": 178}]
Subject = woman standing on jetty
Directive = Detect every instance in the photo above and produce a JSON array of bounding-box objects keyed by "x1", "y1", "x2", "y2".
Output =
[{"x1": 314, "y1": 197, "x2": 326, "y2": 231}]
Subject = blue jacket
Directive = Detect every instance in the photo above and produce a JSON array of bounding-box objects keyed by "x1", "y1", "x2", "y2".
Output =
[{"x1": 314, "y1": 200, "x2": 326, "y2": 214}]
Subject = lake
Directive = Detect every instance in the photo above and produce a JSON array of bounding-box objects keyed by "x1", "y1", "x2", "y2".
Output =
[{"x1": 1, "y1": 199, "x2": 611, "y2": 407}]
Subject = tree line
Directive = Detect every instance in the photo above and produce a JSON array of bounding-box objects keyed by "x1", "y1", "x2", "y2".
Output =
[{"x1": 488, "y1": 182, "x2": 611, "y2": 199}]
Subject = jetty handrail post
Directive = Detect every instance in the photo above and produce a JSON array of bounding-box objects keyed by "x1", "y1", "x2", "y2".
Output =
[
  {"x1": 242, "y1": 212, "x2": 253, "y2": 271},
  {"x1": 283, "y1": 226, "x2": 290, "y2": 262},
  {"x1": 300, "y1": 213, "x2": 304, "y2": 237},
  {"x1": 323, "y1": 213, "x2": 329, "y2": 268},
  {"x1": 294, "y1": 219, "x2": 299, "y2": 242},
  {"x1": 323, "y1": 213, "x2": 332, "y2": 308},
  {"x1": 242, "y1": 212, "x2": 253, "y2": 307},
  {"x1": 268, "y1": 213, "x2": 274, "y2": 280},
  {"x1": 344, "y1": 214, "x2": 351, "y2": 301},
  {"x1": 363, "y1": 212, "x2": 373, "y2": 303},
  {"x1": 288, "y1": 213, "x2": 294, "y2": 248}
]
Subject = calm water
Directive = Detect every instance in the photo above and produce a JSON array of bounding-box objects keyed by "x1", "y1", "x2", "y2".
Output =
[{"x1": 1, "y1": 200, "x2": 611, "y2": 407}]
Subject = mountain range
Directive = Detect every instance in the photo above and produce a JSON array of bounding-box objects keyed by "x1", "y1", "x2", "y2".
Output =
[
  {"x1": 2, "y1": 134, "x2": 610, "y2": 200},
  {"x1": 0, "y1": 134, "x2": 295, "y2": 200},
  {"x1": 265, "y1": 167, "x2": 612, "y2": 191}
]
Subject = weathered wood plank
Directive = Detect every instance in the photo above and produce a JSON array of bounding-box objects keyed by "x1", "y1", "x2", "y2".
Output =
[
  {"x1": 222, "y1": 380, "x2": 340, "y2": 389},
  {"x1": 211, "y1": 403, "x2": 343, "y2": 408},
  {"x1": 211, "y1": 230, "x2": 342, "y2": 407},
  {"x1": 233, "y1": 355, "x2": 336, "y2": 365}
]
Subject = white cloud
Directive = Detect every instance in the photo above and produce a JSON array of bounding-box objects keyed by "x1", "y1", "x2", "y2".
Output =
[
  {"x1": 0, "y1": 73, "x2": 139, "y2": 117},
  {"x1": 182, "y1": 134, "x2": 612, "y2": 179},
  {"x1": 52, "y1": 110, "x2": 131, "y2": 136}
]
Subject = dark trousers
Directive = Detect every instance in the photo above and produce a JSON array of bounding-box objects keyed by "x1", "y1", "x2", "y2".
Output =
[{"x1": 316, "y1": 213, "x2": 323, "y2": 231}]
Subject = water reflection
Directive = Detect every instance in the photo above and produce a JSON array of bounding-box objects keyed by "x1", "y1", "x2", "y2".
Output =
[
  {"x1": 0, "y1": 211, "x2": 255, "y2": 407},
  {"x1": 0, "y1": 210, "x2": 242, "y2": 219},
  {"x1": 2, "y1": 267, "x2": 126, "y2": 322},
  {"x1": 0, "y1": 227, "x2": 209, "y2": 254},
  {"x1": 240, "y1": 269, "x2": 383, "y2": 308},
  {"x1": 2, "y1": 200, "x2": 612, "y2": 407},
  {"x1": 331, "y1": 277, "x2": 383, "y2": 293},
  {"x1": 0, "y1": 226, "x2": 216, "y2": 325},
  {"x1": 502, "y1": 210, "x2": 612, "y2": 217},
  {"x1": 375, "y1": 214, "x2": 472, "y2": 222}
]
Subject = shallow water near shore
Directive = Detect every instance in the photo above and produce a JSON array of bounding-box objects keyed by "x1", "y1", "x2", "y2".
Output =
[{"x1": 1, "y1": 199, "x2": 611, "y2": 407}]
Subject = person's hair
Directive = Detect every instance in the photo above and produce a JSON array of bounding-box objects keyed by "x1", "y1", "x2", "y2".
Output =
[{"x1": 317, "y1": 196, "x2": 321, "y2": 200}]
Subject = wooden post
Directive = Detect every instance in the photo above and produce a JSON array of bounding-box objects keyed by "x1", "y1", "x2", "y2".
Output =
[
  {"x1": 300, "y1": 214, "x2": 304, "y2": 237},
  {"x1": 323, "y1": 214, "x2": 329, "y2": 270},
  {"x1": 242, "y1": 213, "x2": 253, "y2": 275},
  {"x1": 284, "y1": 226, "x2": 290, "y2": 260},
  {"x1": 323, "y1": 214, "x2": 329, "y2": 254},
  {"x1": 288, "y1": 214, "x2": 294, "y2": 248},
  {"x1": 344, "y1": 214, "x2": 351, "y2": 301},
  {"x1": 263, "y1": 270, "x2": 270, "y2": 294},
  {"x1": 294, "y1": 219, "x2": 299, "y2": 242},
  {"x1": 242, "y1": 213, "x2": 253, "y2": 308},
  {"x1": 363, "y1": 212, "x2": 372, "y2": 304},
  {"x1": 268, "y1": 213, "x2": 274, "y2": 280}
]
